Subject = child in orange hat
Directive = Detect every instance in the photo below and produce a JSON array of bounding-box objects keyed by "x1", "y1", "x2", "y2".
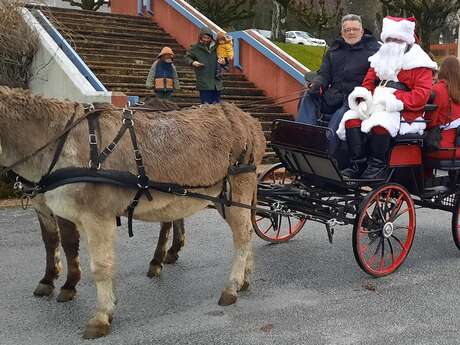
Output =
[{"x1": 146, "y1": 46, "x2": 180, "y2": 99}]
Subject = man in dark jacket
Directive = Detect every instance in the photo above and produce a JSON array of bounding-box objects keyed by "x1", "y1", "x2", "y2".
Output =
[
  {"x1": 185, "y1": 27, "x2": 225, "y2": 104},
  {"x1": 297, "y1": 14, "x2": 380, "y2": 154}
]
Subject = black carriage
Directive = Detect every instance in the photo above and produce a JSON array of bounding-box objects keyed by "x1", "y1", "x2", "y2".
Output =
[{"x1": 252, "y1": 117, "x2": 460, "y2": 277}]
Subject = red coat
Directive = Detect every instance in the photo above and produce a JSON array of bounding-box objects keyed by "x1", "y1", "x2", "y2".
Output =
[
  {"x1": 361, "y1": 67, "x2": 433, "y2": 122},
  {"x1": 425, "y1": 80, "x2": 460, "y2": 129}
]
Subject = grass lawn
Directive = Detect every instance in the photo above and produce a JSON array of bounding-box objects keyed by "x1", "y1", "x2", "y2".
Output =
[{"x1": 275, "y1": 42, "x2": 327, "y2": 71}]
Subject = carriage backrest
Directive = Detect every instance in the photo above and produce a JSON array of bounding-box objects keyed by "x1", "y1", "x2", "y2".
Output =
[{"x1": 271, "y1": 120, "x2": 343, "y2": 182}]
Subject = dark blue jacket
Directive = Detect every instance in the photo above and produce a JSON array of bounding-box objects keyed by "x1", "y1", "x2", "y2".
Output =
[{"x1": 314, "y1": 31, "x2": 380, "y2": 96}]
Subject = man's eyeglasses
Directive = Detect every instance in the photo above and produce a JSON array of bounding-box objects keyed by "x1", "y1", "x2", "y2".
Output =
[{"x1": 342, "y1": 28, "x2": 362, "y2": 33}]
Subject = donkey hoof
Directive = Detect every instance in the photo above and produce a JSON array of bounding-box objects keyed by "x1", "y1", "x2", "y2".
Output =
[
  {"x1": 83, "y1": 320, "x2": 111, "y2": 339},
  {"x1": 147, "y1": 264, "x2": 162, "y2": 278},
  {"x1": 57, "y1": 288, "x2": 76, "y2": 302},
  {"x1": 164, "y1": 252, "x2": 179, "y2": 264},
  {"x1": 218, "y1": 290, "x2": 237, "y2": 306},
  {"x1": 240, "y1": 281, "x2": 250, "y2": 292},
  {"x1": 33, "y1": 283, "x2": 54, "y2": 297}
]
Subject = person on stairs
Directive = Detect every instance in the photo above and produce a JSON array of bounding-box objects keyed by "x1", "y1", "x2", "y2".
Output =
[
  {"x1": 337, "y1": 16, "x2": 437, "y2": 180},
  {"x1": 215, "y1": 31, "x2": 234, "y2": 79},
  {"x1": 146, "y1": 46, "x2": 180, "y2": 99},
  {"x1": 185, "y1": 27, "x2": 225, "y2": 104}
]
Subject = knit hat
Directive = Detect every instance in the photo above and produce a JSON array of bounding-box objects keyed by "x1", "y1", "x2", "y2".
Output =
[
  {"x1": 158, "y1": 46, "x2": 174, "y2": 58},
  {"x1": 199, "y1": 27, "x2": 214, "y2": 39},
  {"x1": 381, "y1": 16, "x2": 416, "y2": 45}
]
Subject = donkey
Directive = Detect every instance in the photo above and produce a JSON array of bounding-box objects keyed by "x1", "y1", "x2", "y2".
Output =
[
  {"x1": 30, "y1": 96, "x2": 188, "y2": 301},
  {"x1": 0, "y1": 86, "x2": 266, "y2": 338},
  {"x1": 32, "y1": 198, "x2": 186, "y2": 302}
]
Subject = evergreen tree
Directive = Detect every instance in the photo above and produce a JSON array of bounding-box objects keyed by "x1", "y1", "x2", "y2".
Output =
[{"x1": 62, "y1": 0, "x2": 107, "y2": 11}]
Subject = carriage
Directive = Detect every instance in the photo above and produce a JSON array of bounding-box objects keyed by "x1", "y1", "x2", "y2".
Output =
[{"x1": 251, "y1": 107, "x2": 460, "y2": 277}]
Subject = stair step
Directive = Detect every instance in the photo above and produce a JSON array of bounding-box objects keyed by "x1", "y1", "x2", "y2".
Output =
[
  {"x1": 46, "y1": 6, "x2": 152, "y2": 21},
  {"x1": 48, "y1": 14, "x2": 160, "y2": 30},
  {"x1": 96, "y1": 74, "x2": 256, "y2": 87},
  {"x1": 54, "y1": 21, "x2": 166, "y2": 37},
  {"x1": 77, "y1": 47, "x2": 187, "y2": 59},
  {"x1": 70, "y1": 39, "x2": 185, "y2": 52}
]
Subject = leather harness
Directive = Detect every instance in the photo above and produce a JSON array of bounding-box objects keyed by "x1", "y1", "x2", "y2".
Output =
[{"x1": 8, "y1": 104, "x2": 258, "y2": 237}]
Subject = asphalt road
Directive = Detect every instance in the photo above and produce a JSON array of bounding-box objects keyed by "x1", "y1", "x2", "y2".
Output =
[{"x1": 1, "y1": 206, "x2": 460, "y2": 345}]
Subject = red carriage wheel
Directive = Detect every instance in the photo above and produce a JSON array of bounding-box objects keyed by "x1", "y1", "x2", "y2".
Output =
[
  {"x1": 352, "y1": 183, "x2": 416, "y2": 277},
  {"x1": 451, "y1": 198, "x2": 460, "y2": 250},
  {"x1": 252, "y1": 163, "x2": 306, "y2": 243}
]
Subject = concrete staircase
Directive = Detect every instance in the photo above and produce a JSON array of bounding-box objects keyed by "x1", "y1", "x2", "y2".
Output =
[{"x1": 42, "y1": 7, "x2": 294, "y2": 162}]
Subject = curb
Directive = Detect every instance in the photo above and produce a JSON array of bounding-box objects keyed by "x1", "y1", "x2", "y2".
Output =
[{"x1": 0, "y1": 199, "x2": 22, "y2": 208}]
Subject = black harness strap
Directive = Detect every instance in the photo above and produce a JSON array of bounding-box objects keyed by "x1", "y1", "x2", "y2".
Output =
[
  {"x1": 46, "y1": 108, "x2": 78, "y2": 176},
  {"x1": 87, "y1": 112, "x2": 101, "y2": 170}
]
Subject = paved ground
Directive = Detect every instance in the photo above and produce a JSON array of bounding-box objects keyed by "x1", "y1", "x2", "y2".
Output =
[{"x1": 1, "y1": 206, "x2": 460, "y2": 345}]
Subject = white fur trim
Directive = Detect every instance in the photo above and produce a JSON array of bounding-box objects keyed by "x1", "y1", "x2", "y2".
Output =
[
  {"x1": 381, "y1": 17, "x2": 415, "y2": 45},
  {"x1": 399, "y1": 117, "x2": 426, "y2": 135},
  {"x1": 336, "y1": 109, "x2": 362, "y2": 140},
  {"x1": 348, "y1": 86, "x2": 372, "y2": 111},
  {"x1": 441, "y1": 118, "x2": 460, "y2": 130},
  {"x1": 401, "y1": 44, "x2": 438, "y2": 70},
  {"x1": 386, "y1": 97, "x2": 404, "y2": 112},
  {"x1": 361, "y1": 111, "x2": 401, "y2": 137}
]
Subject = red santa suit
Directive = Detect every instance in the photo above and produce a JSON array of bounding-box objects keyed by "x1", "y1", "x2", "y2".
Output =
[{"x1": 336, "y1": 17, "x2": 437, "y2": 140}]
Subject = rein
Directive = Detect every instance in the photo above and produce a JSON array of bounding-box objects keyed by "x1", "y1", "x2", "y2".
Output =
[{"x1": 0, "y1": 104, "x2": 105, "y2": 177}]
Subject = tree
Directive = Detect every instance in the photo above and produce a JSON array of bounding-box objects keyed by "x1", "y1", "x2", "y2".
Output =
[
  {"x1": 62, "y1": 0, "x2": 108, "y2": 11},
  {"x1": 187, "y1": 0, "x2": 255, "y2": 29},
  {"x1": 293, "y1": 0, "x2": 344, "y2": 37},
  {"x1": 271, "y1": 0, "x2": 294, "y2": 41},
  {"x1": 379, "y1": 0, "x2": 460, "y2": 51}
]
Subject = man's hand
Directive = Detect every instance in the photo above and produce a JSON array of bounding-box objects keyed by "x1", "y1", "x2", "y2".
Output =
[
  {"x1": 192, "y1": 61, "x2": 204, "y2": 68},
  {"x1": 217, "y1": 58, "x2": 226, "y2": 65},
  {"x1": 306, "y1": 82, "x2": 322, "y2": 96}
]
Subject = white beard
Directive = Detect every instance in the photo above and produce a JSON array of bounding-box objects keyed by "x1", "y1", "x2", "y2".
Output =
[{"x1": 369, "y1": 42, "x2": 407, "y2": 81}]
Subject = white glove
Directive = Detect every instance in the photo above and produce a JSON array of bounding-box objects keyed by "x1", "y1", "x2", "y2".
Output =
[
  {"x1": 384, "y1": 95, "x2": 404, "y2": 112},
  {"x1": 192, "y1": 61, "x2": 204, "y2": 68},
  {"x1": 357, "y1": 101, "x2": 370, "y2": 120}
]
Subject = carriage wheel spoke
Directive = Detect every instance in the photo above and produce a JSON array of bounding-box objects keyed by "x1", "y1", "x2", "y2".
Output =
[
  {"x1": 386, "y1": 238, "x2": 395, "y2": 263},
  {"x1": 391, "y1": 207, "x2": 409, "y2": 222},
  {"x1": 389, "y1": 194, "x2": 404, "y2": 220},
  {"x1": 375, "y1": 198, "x2": 386, "y2": 223},
  {"x1": 287, "y1": 216, "x2": 292, "y2": 234},
  {"x1": 368, "y1": 237, "x2": 383, "y2": 266},
  {"x1": 391, "y1": 234, "x2": 406, "y2": 252},
  {"x1": 379, "y1": 239, "x2": 386, "y2": 270}
]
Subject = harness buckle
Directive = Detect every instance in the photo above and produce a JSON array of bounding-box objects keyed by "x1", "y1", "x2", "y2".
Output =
[
  {"x1": 84, "y1": 103, "x2": 95, "y2": 112},
  {"x1": 123, "y1": 118, "x2": 134, "y2": 127},
  {"x1": 88, "y1": 160, "x2": 101, "y2": 170},
  {"x1": 133, "y1": 149, "x2": 142, "y2": 161},
  {"x1": 88, "y1": 134, "x2": 97, "y2": 145}
]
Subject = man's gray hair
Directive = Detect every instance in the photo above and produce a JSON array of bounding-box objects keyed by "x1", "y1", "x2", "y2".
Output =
[{"x1": 341, "y1": 14, "x2": 362, "y2": 27}]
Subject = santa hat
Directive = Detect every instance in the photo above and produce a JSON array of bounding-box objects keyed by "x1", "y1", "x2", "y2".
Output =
[{"x1": 381, "y1": 16, "x2": 416, "y2": 45}]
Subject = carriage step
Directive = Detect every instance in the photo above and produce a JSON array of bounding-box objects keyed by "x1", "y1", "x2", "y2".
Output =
[{"x1": 422, "y1": 186, "x2": 450, "y2": 198}]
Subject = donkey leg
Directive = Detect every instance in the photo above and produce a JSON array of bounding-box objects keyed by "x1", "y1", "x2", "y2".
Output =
[
  {"x1": 82, "y1": 218, "x2": 117, "y2": 339},
  {"x1": 164, "y1": 218, "x2": 186, "y2": 264},
  {"x1": 148, "y1": 221, "x2": 172, "y2": 277},
  {"x1": 218, "y1": 183, "x2": 254, "y2": 306},
  {"x1": 33, "y1": 209, "x2": 62, "y2": 297},
  {"x1": 55, "y1": 217, "x2": 81, "y2": 302}
]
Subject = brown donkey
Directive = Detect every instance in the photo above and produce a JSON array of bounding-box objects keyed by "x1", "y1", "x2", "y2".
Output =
[
  {"x1": 32, "y1": 197, "x2": 186, "y2": 301},
  {"x1": 31, "y1": 95, "x2": 187, "y2": 300},
  {"x1": 0, "y1": 86, "x2": 265, "y2": 338}
]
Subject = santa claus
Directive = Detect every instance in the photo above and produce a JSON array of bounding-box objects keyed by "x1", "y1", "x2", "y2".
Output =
[{"x1": 336, "y1": 16, "x2": 437, "y2": 180}]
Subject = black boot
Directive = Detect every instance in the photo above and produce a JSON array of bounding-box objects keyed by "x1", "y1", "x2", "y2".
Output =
[
  {"x1": 360, "y1": 134, "x2": 392, "y2": 180},
  {"x1": 340, "y1": 127, "x2": 367, "y2": 179}
]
